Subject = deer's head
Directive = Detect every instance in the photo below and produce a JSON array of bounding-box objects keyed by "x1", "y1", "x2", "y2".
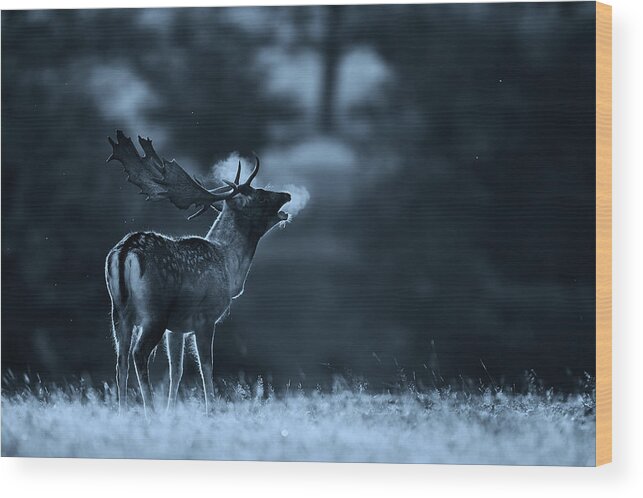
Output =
[{"x1": 221, "y1": 157, "x2": 292, "y2": 236}]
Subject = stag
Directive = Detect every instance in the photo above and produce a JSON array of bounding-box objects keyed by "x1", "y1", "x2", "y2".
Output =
[{"x1": 105, "y1": 130, "x2": 291, "y2": 414}]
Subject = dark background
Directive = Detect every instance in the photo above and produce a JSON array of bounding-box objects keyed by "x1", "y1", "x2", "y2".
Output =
[{"x1": 2, "y1": 3, "x2": 596, "y2": 391}]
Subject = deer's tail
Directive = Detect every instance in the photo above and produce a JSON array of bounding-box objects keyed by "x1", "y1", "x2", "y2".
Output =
[{"x1": 106, "y1": 233, "x2": 146, "y2": 308}]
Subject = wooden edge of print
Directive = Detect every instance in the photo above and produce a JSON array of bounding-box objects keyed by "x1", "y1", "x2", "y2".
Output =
[{"x1": 595, "y1": 1, "x2": 612, "y2": 467}]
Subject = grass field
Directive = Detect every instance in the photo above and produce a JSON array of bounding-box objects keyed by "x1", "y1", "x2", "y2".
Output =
[{"x1": 1, "y1": 376, "x2": 595, "y2": 466}]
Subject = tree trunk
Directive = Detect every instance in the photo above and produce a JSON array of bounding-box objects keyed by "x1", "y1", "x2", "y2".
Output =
[{"x1": 319, "y1": 6, "x2": 342, "y2": 132}]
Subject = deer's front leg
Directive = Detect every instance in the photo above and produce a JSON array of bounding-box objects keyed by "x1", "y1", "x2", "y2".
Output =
[
  {"x1": 165, "y1": 331, "x2": 185, "y2": 412},
  {"x1": 188, "y1": 326, "x2": 216, "y2": 414}
]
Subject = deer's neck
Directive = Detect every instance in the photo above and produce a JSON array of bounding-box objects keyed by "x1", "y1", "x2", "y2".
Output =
[{"x1": 205, "y1": 207, "x2": 262, "y2": 298}]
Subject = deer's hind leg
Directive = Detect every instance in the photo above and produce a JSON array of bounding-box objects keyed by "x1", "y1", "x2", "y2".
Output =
[
  {"x1": 112, "y1": 307, "x2": 134, "y2": 412},
  {"x1": 165, "y1": 331, "x2": 185, "y2": 412},
  {"x1": 132, "y1": 319, "x2": 166, "y2": 416}
]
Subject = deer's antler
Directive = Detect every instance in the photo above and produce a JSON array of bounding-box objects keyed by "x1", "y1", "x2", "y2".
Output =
[
  {"x1": 217, "y1": 155, "x2": 261, "y2": 194},
  {"x1": 107, "y1": 130, "x2": 238, "y2": 219},
  {"x1": 242, "y1": 154, "x2": 260, "y2": 188}
]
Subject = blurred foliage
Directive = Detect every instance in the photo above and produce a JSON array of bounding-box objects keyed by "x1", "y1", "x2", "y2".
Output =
[{"x1": 2, "y1": 4, "x2": 595, "y2": 390}]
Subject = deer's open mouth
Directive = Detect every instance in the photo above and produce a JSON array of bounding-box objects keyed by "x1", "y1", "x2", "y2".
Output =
[{"x1": 277, "y1": 211, "x2": 288, "y2": 221}]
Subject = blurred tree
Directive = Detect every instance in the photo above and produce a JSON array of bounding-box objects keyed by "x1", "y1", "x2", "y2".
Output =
[{"x1": 319, "y1": 6, "x2": 342, "y2": 132}]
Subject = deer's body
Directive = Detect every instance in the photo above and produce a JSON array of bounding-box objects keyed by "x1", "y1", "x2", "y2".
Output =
[
  {"x1": 108, "y1": 233, "x2": 230, "y2": 333},
  {"x1": 104, "y1": 131, "x2": 292, "y2": 415}
]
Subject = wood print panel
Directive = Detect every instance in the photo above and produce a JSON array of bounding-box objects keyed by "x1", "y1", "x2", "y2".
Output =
[{"x1": 595, "y1": 1, "x2": 612, "y2": 467}]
